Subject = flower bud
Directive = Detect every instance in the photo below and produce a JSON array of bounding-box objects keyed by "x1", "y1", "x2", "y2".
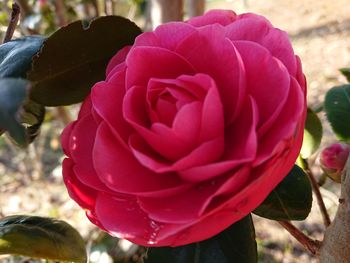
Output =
[{"x1": 320, "y1": 142, "x2": 350, "y2": 183}]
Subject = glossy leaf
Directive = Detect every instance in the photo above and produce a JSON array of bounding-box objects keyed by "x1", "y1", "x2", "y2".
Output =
[
  {"x1": 340, "y1": 68, "x2": 350, "y2": 82},
  {"x1": 300, "y1": 108, "x2": 323, "y2": 158},
  {"x1": 145, "y1": 215, "x2": 257, "y2": 263},
  {"x1": 28, "y1": 16, "x2": 142, "y2": 106},
  {"x1": 0, "y1": 215, "x2": 87, "y2": 263},
  {"x1": 0, "y1": 36, "x2": 45, "y2": 78},
  {"x1": 324, "y1": 85, "x2": 350, "y2": 142},
  {"x1": 253, "y1": 165, "x2": 312, "y2": 221}
]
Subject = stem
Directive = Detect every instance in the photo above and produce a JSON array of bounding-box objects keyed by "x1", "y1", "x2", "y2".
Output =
[
  {"x1": 301, "y1": 158, "x2": 331, "y2": 227},
  {"x1": 3, "y1": 2, "x2": 20, "y2": 43},
  {"x1": 14, "y1": 0, "x2": 31, "y2": 18},
  {"x1": 278, "y1": 221, "x2": 321, "y2": 256}
]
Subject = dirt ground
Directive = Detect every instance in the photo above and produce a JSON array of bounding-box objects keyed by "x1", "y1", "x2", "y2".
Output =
[{"x1": 1, "y1": 0, "x2": 350, "y2": 262}]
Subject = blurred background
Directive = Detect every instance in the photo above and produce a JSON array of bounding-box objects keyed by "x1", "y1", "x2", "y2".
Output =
[{"x1": 0, "y1": 0, "x2": 350, "y2": 262}]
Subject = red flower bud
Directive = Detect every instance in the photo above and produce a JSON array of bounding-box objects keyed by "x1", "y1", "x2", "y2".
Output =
[{"x1": 320, "y1": 142, "x2": 350, "y2": 182}]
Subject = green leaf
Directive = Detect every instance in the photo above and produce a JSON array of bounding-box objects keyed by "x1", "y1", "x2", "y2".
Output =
[
  {"x1": 28, "y1": 16, "x2": 142, "y2": 106},
  {"x1": 145, "y1": 215, "x2": 257, "y2": 263},
  {"x1": 0, "y1": 215, "x2": 87, "y2": 263},
  {"x1": 324, "y1": 84, "x2": 350, "y2": 142},
  {"x1": 300, "y1": 108, "x2": 323, "y2": 158},
  {"x1": 21, "y1": 100, "x2": 45, "y2": 143},
  {"x1": 0, "y1": 78, "x2": 45, "y2": 146},
  {"x1": 0, "y1": 36, "x2": 45, "y2": 78},
  {"x1": 339, "y1": 68, "x2": 350, "y2": 82},
  {"x1": 253, "y1": 165, "x2": 312, "y2": 221},
  {"x1": 0, "y1": 78, "x2": 30, "y2": 146}
]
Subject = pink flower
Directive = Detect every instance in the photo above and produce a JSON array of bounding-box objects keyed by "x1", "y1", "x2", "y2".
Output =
[
  {"x1": 61, "y1": 10, "x2": 306, "y2": 246},
  {"x1": 320, "y1": 142, "x2": 350, "y2": 182}
]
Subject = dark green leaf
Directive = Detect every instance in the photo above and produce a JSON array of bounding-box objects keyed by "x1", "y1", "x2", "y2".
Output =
[
  {"x1": 0, "y1": 36, "x2": 45, "y2": 78},
  {"x1": 21, "y1": 100, "x2": 45, "y2": 143},
  {"x1": 339, "y1": 68, "x2": 350, "y2": 82},
  {"x1": 145, "y1": 215, "x2": 257, "y2": 263},
  {"x1": 0, "y1": 78, "x2": 30, "y2": 146},
  {"x1": 0, "y1": 78, "x2": 45, "y2": 146},
  {"x1": 253, "y1": 165, "x2": 312, "y2": 221},
  {"x1": 28, "y1": 16, "x2": 142, "y2": 106},
  {"x1": 300, "y1": 108, "x2": 323, "y2": 158},
  {"x1": 324, "y1": 84, "x2": 350, "y2": 142},
  {"x1": 0, "y1": 215, "x2": 87, "y2": 263}
]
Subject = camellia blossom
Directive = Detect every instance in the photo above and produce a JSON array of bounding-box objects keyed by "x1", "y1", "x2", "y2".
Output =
[
  {"x1": 320, "y1": 142, "x2": 350, "y2": 182},
  {"x1": 61, "y1": 10, "x2": 306, "y2": 246}
]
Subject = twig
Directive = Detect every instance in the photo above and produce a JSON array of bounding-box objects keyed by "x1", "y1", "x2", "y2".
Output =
[
  {"x1": 301, "y1": 158, "x2": 331, "y2": 227},
  {"x1": 3, "y1": 2, "x2": 20, "y2": 43},
  {"x1": 278, "y1": 221, "x2": 321, "y2": 256}
]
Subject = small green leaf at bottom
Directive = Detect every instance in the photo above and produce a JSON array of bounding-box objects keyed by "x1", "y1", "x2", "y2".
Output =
[
  {"x1": 253, "y1": 164, "x2": 312, "y2": 221},
  {"x1": 0, "y1": 215, "x2": 87, "y2": 263},
  {"x1": 145, "y1": 215, "x2": 257, "y2": 263}
]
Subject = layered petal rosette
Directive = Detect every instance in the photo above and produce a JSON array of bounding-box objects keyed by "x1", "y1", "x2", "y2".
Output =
[{"x1": 61, "y1": 10, "x2": 307, "y2": 246}]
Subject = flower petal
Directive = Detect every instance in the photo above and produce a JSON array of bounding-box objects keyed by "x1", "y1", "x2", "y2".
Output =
[
  {"x1": 176, "y1": 25, "x2": 246, "y2": 123},
  {"x1": 92, "y1": 77, "x2": 133, "y2": 148},
  {"x1": 234, "y1": 40, "x2": 290, "y2": 132},
  {"x1": 93, "y1": 122, "x2": 185, "y2": 196},
  {"x1": 69, "y1": 113, "x2": 110, "y2": 192},
  {"x1": 106, "y1": 45, "x2": 131, "y2": 77},
  {"x1": 126, "y1": 46, "x2": 195, "y2": 89},
  {"x1": 254, "y1": 77, "x2": 304, "y2": 165},
  {"x1": 62, "y1": 158, "x2": 97, "y2": 210},
  {"x1": 187, "y1": 9, "x2": 237, "y2": 27},
  {"x1": 227, "y1": 14, "x2": 297, "y2": 76}
]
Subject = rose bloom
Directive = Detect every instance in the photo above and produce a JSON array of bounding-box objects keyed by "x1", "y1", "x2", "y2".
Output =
[{"x1": 61, "y1": 10, "x2": 306, "y2": 246}]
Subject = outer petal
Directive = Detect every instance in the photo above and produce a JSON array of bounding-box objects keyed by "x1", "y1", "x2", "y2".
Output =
[
  {"x1": 68, "y1": 113, "x2": 110, "y2": 192},
  {"x1": 95, "y1": 193, "x2": 187, "y2": 246},
  {"x1": 106, "y1": 46, "x2": 131, "y2": 78},
  {"x1": 62, "y1": 158, "x2": 97, "y2": 210},
  {"x1": 61, "y1": 121, "x2": 75, "y2": 156},
  {"x1": 134, "y1": 22, "x2": 197, "y2": 51},
  {"x1": 233, "y1": 40, "x2": 290, "y2": 133},
  {"x1": 226, "y1": 14, "x2": 297, "y2": 75},
  {"x1": 91, "y1": 75, "x2": 133, "y2": 148},
  {"x1": 187, "y1": 9, "x2": 237, "y2": 27},
  {"x1": 254, "y1": 77, "x2": 304, "y2": 165}
]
